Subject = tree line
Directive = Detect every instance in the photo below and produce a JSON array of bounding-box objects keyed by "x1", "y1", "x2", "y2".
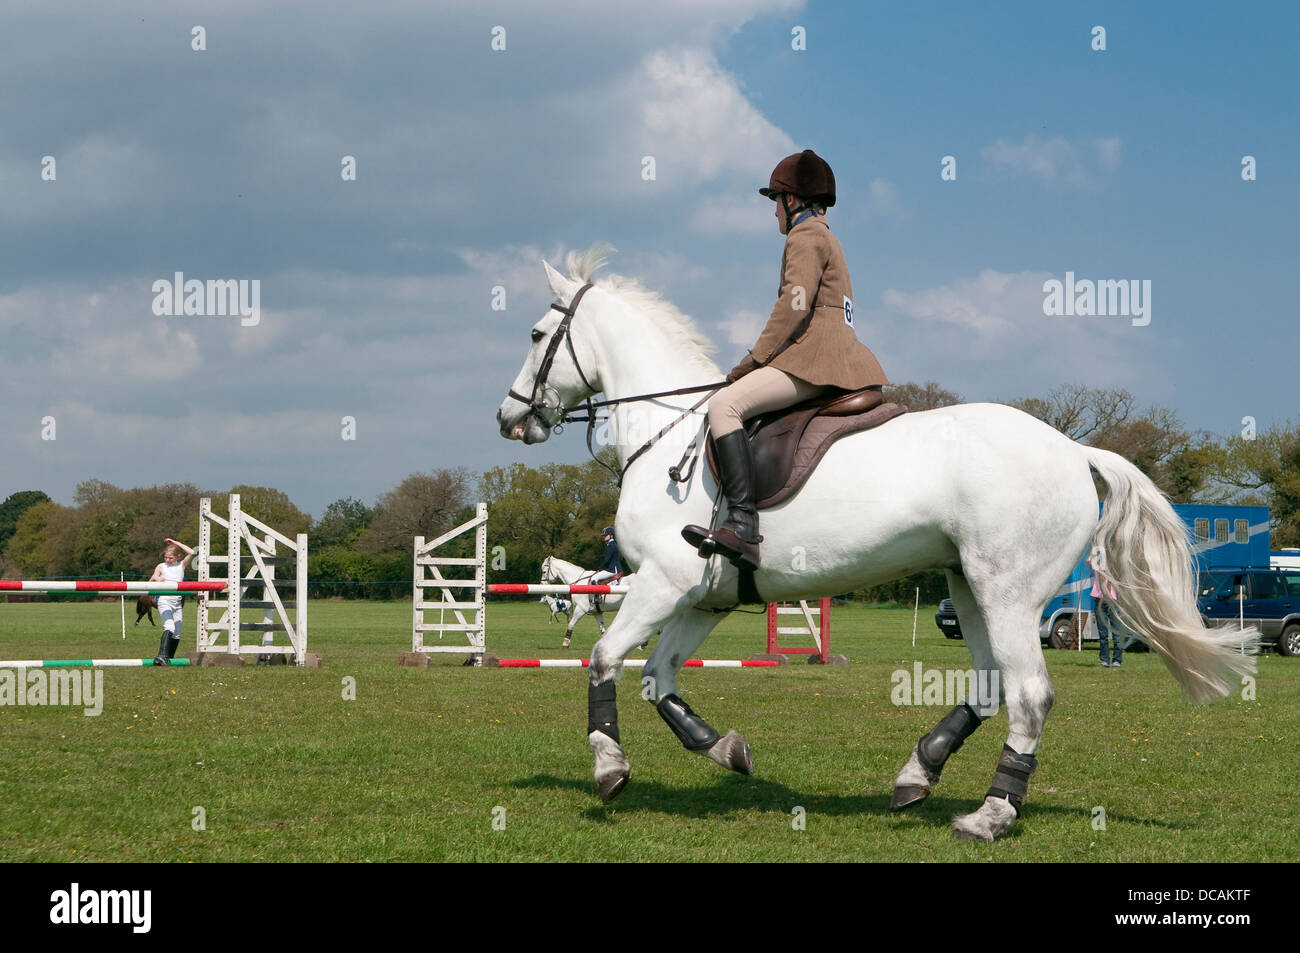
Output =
[{"x1": 2, "y1": 382, "x2": 1296, "y2": 604}]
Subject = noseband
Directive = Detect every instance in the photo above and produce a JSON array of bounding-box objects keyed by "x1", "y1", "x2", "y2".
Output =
[{"x1": 507, "y1": 283, "x2": 598, "y2": 426}]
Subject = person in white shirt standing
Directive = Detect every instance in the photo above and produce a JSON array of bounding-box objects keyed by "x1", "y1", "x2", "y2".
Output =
[{"x1": 149, "y1": 537, "x2": 195, "y2": 666}]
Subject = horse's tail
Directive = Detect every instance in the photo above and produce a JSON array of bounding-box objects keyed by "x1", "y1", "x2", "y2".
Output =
[{"x1": 1083, "y1": 446, "x2": 1258, "y2": 702}]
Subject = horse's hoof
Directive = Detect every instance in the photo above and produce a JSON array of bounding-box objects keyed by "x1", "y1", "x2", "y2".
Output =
[
  {"x1": 561, "y1": 637, "x2": 570, "y2": 648},
  {"x1": 951, "y1": 818, "x2": 995, "y2": 843},
  {"x1": 889, "y1": 784, "x2": 931, "y2": 811},
  {"x1": 951, "y1": 796, "x2": 1017, "y2": 841},
  {"x1": 597, "y1": 770, "x2": 629, "y2": 802},
  {"x1": 710, "y1": 729, "x2": 753, "y2": 775}
]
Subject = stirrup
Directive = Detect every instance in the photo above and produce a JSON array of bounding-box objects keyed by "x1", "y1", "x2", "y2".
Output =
[
  {"x1": 681, "y1": 523, "x2": 713, "y2": 555},
  {"x1": 710, "y1": 526, "x2": 761, "y2": 571}
]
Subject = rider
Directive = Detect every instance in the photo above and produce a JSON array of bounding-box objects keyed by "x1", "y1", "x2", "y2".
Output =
[
  {"x1": 682, "y1": 149, "x2": 889, "y2": 570},
  {"x1": 590, "y1": 526, "x2": 624, "y2": 611}
]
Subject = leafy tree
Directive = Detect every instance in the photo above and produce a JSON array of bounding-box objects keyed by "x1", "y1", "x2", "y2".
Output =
[
  {"x1": 361, "y1": 468, "x2": 473, "y2": 554},
  {"x1": 225, "y1": 485, "x2": 311, "y2": 537},
  {"x1": 882, "y1": 380, "x2": 963, "y2": 411},
  {"x1": 1205, "y1": 419, "x2": 1300, "y2": 547},
  {"x1": 123, "y1": 484, "x2": 204, "y2": 572},
  {"x1": 1007, "y1": 384, "x2": 1134, "y2": 442},
  {"x1": 1089, "y1": 406, "x2": 1206, "y2": 500},
  {"x1": 313, "y1": 497, "x2": 373, "y2": 549},
  {"x1": 479, "y1": 456, "x2": 620, "y2": 581},
  {"x1": 5, "y1": 501, "x2": 81, "y2": 577},
  {"x1": 0, "y1": 490, "x2": 51, "y2": 554}
]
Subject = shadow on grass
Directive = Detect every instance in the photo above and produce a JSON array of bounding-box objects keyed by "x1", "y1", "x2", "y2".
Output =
[{"x1": 512, "y1": 772, "x2": 1184, "y2": 832}]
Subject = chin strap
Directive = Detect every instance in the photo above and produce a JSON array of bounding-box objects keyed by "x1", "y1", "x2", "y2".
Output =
[{"x1": 781, "y1": 194, "x2": 820, "y2": 232}]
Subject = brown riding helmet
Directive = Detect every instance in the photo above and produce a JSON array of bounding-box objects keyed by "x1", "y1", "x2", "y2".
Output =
[{"x1": 759, "y1": 149, "x2": 836, "y2": 207}]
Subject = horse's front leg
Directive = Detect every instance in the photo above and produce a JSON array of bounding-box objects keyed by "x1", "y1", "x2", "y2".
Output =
[
  {"x1": 587, "y1": 576, "x2": 683, "y2": 802},
  {"x1": 642, "y1": 609, "x2": 752, "y2": 775},
  {"x1": 561, "y1": 604, "x2": 583, "y2": 648}
]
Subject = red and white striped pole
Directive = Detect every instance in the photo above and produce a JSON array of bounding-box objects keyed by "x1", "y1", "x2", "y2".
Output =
[
  {"x1": 0, "y1": 581, "x2": 227, "y2": 592},
  {"x1": 487, "y1": 583, "x2": 630, "y2": 596}
]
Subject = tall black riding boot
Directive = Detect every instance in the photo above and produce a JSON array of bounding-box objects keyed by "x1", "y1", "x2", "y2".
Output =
[
  {"x1": 681, "y1": 429, "x2": 762, "y2": 570},
  {"x1": 153, "y1": 631, "x2": 179, "y2": 666}
]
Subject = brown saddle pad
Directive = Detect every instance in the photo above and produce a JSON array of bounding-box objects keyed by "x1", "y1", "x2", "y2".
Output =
[{"x1": 705, "y1": 387, "x2": 907, "y2": 509}]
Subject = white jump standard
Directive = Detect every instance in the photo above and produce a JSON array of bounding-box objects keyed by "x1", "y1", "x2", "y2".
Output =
[
  {"x1": 195, "y1": 494, "x2": 315, "y2": 667},
  {"x1": 403, "y1": 504, "x2": 488, "y2": 666}
]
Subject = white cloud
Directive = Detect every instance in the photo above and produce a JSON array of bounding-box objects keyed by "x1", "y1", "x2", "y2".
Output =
[
  {"x1": 981, "y1": 134, "x2": 1123, "y2": 187},
  {"x1": 598, "y1": 47, "x2": 794, "y2": 196},
  {"x1": 716, "y1": 308, "x2": 768, "y2": 347},
  {"x1": 1, "y1": 133, "x2": 169, "y2": 223},
  {"x1": 865, "y1": 178, "x2": 905, "y2": 218},
  {"x1": 687, "y1": 194, "x2": 777, "y2": 237},
  {"x1": 869, "y1": 269, "x2": 1169, "y2": 402},
  {"x1": 882, "y1": 269, "x2": 1025, "y2": 334}
]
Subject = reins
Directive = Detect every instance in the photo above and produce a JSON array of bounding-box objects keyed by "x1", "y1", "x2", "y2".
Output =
[{"x1": 516, "y1": 282, "x2": 725, "y2": 486}]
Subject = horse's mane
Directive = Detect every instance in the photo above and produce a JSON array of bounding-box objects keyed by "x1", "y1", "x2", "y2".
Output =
[{"x1": 563, "y1": 245, "x2": 719, "y2": 366}]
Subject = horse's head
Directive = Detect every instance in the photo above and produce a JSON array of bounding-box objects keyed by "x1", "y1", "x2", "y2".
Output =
[
  {"x1": 497, "y1": 260, "x2": 602, "y2": 445},
  {"x1": 540, "y1": 556, "x2": 553, "y2": 583}
]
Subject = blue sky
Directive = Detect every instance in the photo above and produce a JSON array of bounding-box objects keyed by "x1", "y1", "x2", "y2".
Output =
[{"x1": 1, "y1": 1, "x2": 1296, "y2": 517}]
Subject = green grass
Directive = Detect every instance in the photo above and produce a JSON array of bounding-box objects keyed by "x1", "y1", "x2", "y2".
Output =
[{"x1": 0, "y1": 599, "x2": 1295, "y2": 861}]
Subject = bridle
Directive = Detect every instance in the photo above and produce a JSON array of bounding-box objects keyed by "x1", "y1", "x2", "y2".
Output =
[
  {"x1": 507, "y1": 283, "x2": 599, "y2": 429},
  {"x1": 505, "y1": 281, "x2": 725, "y2": 485}
]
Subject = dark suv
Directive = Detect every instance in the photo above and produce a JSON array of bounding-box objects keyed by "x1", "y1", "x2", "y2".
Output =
[
  {"x1": 935, "y1": 599, "x2": 962, "y2": 638},
  {"x1": 1197, "y1": 568, "x2": 1300, "y2": 657}
]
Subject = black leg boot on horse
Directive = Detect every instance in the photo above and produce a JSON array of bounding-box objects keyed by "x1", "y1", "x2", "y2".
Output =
[{"x1": 682, "y1": 429, "x2": 762, "y2": 570}]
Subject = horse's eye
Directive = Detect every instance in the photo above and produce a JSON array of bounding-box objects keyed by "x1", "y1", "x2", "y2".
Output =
[{"x1": 531, "y1": 329, "x2": 544, "y2": 343}]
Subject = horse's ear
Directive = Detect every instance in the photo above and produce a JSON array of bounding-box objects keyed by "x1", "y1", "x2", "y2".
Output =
[{"x1": 543, "y1": 259, "x2": 574, "y2": 302}]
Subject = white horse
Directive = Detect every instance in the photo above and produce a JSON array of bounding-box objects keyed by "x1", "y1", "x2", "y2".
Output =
[
  {"x1": 539, "y1": 594, "x2": 570, "y2": 624},
  {"x1": 497, "y1": 248, "x2": 1259, "y2": 841},
  {"x1": 540, "y1": 555, "x2": 630, "y2": 648}
]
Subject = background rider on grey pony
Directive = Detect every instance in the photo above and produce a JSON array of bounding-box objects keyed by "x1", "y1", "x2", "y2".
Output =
[{"x1": 682, "y1": 149, "x2": 890, "y2": 570}]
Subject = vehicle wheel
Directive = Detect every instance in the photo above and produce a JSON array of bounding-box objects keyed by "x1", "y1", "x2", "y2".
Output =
[
  {"x1": 1279, "y1": 624, "x2": 1300, "y2": 658},
  {"x1": 1122, "y1": 635, "x2": 1149, "y2": 654},
  {"x1": 1050, "y1": 615, "x2": 1079, "y2": 650}
]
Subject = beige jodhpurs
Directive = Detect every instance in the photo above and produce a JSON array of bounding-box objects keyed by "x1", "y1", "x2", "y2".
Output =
[{"x1": 708, "y1": 366, "x2": 829, "y2": 437}]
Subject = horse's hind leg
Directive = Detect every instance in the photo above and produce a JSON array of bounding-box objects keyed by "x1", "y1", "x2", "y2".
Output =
[
  {"x1": 952, "y1": 603, "x2": 1053, "y2": 843},
  {"x1": 642, "y1": 609, "x2": 752, "y2": 776},
  {"x1": 892, "y1": 570, "x2": 1000, "y2": 809}
]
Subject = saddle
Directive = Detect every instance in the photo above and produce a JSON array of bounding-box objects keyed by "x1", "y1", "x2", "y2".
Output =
[{"x1": 705, "y1": 386, "x2": 907, "y2": 509}]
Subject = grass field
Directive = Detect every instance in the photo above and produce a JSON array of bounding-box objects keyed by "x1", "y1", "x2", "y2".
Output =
[{"x1": 1, "y1": 599, "x2": 1295, "y2": 862}]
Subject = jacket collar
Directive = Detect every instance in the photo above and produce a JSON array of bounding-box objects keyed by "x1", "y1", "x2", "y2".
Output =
[{"x1": 788, "y1": 213, "x2": 828, "y2": 236}]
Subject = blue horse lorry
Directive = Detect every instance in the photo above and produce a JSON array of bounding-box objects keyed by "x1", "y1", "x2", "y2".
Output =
[
  {"x1": 1040, "y1": 503, "x2": 1271, "y2": 649},
  {"x1": 935, "y1": 504, "x2": 1276, "y2": 648}
]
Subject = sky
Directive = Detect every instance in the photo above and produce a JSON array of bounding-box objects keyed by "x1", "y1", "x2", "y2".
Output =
[{"x1": 2, "y1": 0, "x2": 1296, "y2": 519}]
